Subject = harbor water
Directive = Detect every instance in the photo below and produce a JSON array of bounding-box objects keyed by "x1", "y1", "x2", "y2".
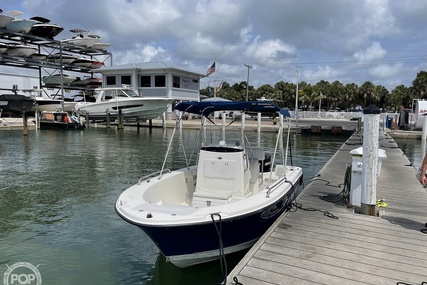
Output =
[{"x1": 2, "y1": 127, "x2": 420, "y2": 284}]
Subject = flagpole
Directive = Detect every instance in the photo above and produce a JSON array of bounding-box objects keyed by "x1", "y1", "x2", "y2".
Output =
[{"x1": 214, "y1": 59, "x2": 217, "y2": 98}]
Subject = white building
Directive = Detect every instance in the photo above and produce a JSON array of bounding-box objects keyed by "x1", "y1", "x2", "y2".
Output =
[
  {"x1": 96, "y1": 61, "x2": 206, "y2": 101},
  {"x1": 0, "y1": 72, "x2": 39, "y2": 91}
]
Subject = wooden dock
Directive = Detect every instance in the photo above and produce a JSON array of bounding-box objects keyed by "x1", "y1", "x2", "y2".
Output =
[{"x1": 227, "y1": 132, "x2": 427, "y2": 284}]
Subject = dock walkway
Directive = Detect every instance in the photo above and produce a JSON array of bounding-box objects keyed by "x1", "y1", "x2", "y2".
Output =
[{"x1": 227, "y1": 132, "x2": 427, "y2": 284}]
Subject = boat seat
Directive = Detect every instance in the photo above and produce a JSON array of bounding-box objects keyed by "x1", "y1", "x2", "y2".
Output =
[{"x1": 192, "y1": 189, "x2": 232, "y2": 207}]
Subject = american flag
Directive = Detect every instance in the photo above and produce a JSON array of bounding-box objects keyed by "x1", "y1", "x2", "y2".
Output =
[{"x1": 206, "y1": 62, "x2": 215, "y2": 76}]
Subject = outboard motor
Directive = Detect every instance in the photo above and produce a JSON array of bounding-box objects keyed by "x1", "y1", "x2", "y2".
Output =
[{"x1": 259, "y1": 152, "x2": 272, "y2": 172}]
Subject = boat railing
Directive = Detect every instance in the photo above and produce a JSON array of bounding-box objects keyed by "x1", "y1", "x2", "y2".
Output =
[{"x1": 138, "y1": 169, "x2": 170, "y2": 184}]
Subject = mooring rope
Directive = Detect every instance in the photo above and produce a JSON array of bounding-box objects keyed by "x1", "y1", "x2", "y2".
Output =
[{"x1": 211, "y1": 213, "x2": 228, "y2": 285}]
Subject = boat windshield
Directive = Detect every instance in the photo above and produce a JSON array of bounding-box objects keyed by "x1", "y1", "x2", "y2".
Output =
[{"x1": 100, "y1": 89, "x2": 140, "y2": 99}]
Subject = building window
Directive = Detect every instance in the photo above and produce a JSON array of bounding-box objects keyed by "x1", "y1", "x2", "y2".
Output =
[
  {"x1": 140, "y1": 76, "x2": 151, "y2": 87},
  {"x1": 155, "y1": 75, "x2": 165, "y2": 87},
  {"x1": 106, "y1": 76, "x2": 116, "y2": 85},
  {"x1": 173, "y1": 76, "x2": 180, "y2": 88},
  {"x1": 121, "y1": 75, "x2": 131, "y2": 85}
]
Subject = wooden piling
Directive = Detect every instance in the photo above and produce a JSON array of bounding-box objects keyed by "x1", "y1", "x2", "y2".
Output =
[
  {"x1": 22, "y1": 108, "x2": 28, "y2": 136},
  {"x1": 118, "y1": 110, "x2": 124, "y2": 129},
  {"x1": 106, "y1": 112, "x2": 111, "y2": 128}
]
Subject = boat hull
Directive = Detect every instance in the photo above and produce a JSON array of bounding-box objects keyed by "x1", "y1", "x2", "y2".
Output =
[
  {"x1": 6, "y1": 19, "x2": 36, "y2": 33},
  {"x1": 5, "y1": 46, "x2": 37, "y2": 57},
  {"x1": 39, "y1": 111, "x2": 84, "y2": 129},
  {"x1": 42, "y1": 75, "x2": 77, "y2": 86},
  {"x1": 0, "y1": 15, "x2": 14, "y2": 28},
  {"x1": 116, "y1": 167, "x2": 303, "y2": 268},
  {"x1": 75, "y1": 98, "x2": 173, "y2": 121},
  {"x1": 0, "y1": 94, "x2": 34, "y2": 116},
  {"x1": 29, "y1": 23, "x2": 63, "y2": 39}
]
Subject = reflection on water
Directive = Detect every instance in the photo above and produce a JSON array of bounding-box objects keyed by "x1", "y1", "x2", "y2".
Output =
[
  {"x1": 393, "y1": 138, "x2": 423, "y2": 168},
  {"x1": 0, "y1": 128, "x2": 349, "y2": 284},
  {"x1": 146, "y1": 250, "x2": 249, "y2": 285}
]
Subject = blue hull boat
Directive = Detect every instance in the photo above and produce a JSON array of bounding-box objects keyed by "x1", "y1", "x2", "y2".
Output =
[{"x1": 115, "y1": 101, "x2": 303, "y2": 268}]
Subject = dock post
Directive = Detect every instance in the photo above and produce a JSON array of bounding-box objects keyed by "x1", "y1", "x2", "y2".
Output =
[
  {"x1": 421, "y1": 115, "x2": 427, "y2": 142},
  {"x1": 118, "y1": 110, "x2": 124, "y2": 129},
  {"x1": 162, "y1": 112, "x2": 166, "y2": 128},
  {"x1": 106, "y1": 112, "x2": 111, "y2": 128},
  {"x1": 34, "y1": 104, "x2": 40, "y2": 130},
  {"x1": 357, "y1": 117, "x2": 362, "y2": 132},
  {"x1": 361, "y1": 105, "x2": 381, "y2": 216},
  {"x1": 257, "y1": 113, "x2": 261, "y2": 133},
  {"x1": 22, "y1": 107, "x2": 28, "y2": 136},
  {"x1": 85, "y1": 113, "x2": 90, "y2": 128}
]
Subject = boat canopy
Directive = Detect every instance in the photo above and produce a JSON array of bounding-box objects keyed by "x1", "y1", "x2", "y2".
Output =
[{"x1": 174, "y1": 101, "x2": 290, "y2": 117}]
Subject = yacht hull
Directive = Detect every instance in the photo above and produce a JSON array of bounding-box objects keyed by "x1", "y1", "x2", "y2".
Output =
[{"x1": 75, "y1": 98, "x2": 172, "y2": 121}]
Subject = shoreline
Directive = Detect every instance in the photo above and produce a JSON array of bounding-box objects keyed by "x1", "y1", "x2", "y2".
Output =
[{"x1": 0, "y1": 116, "x2": 422, "y2": 139}]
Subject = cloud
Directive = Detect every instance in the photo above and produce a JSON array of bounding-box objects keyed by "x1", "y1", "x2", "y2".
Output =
[
  {"x1": 368, "y1": 62, "x2": 403, "y2": 78},
  {"x1": 353, "y1": 42, "x2": 387, "y2": 62}
]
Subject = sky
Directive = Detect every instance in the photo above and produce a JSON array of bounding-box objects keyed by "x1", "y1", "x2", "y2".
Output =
[{"x1": 2, "y1": 0, "x2": 427, "y2": 91}]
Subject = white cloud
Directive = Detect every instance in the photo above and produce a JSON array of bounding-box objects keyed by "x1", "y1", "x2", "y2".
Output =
[
  {"x1": 368, "y1": 63, "x2": 403, "y2": 78},
  {"x1": 303, "y1": 66, "x2": 344, "y2": 82},
  {"x1": 353, "y1": 42, "x2": 387, "y2": 62}
]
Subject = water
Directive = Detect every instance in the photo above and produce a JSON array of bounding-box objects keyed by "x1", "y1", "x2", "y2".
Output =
[
  {"x1": 393, "y1": 137, "x2": 423, "y2": 169},
  {"x1": 0, "y1": 127, "x2": 349, "y2": 284}
]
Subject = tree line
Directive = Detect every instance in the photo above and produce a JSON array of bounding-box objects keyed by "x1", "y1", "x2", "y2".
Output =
[{"x1": 200, "y1": 71, "x2": 427, "y2": 112}]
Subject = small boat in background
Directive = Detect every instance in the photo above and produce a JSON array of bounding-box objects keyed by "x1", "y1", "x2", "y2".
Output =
[
  {"x1": 30, "y1": 53, "x2": 48, "y2": 61},
  {"x1": 71, "y1": 76, "x2": 102, "y2": 87},
  {"x1": 0, "y1": 93, "x2": 34, "y2": 117},
  {"x1": 0, "y1": 9, "x2": 14, "y2": 28},
  {"x1": 5, "y1": 43, "x2": 38, "y2": 57},
  {"x1": 28, "y1": 16, "x2": 64, "y2": 39},
  {"x1": 88, "y1": 35, "x2": 110, "y2": 51},
  {"x1": 46, "y1": 52, "x2": 77, "y2": 64},
  {"x1": 43, "y1": 74, "x2": 77, "y2": 86},
  {"x1": 90, "y1": 60, "x2": 105, "y2": 69},
  {"x1": 72, "y1": 57, "x2": 94, "y2": 68},
  {"x1": 61, "y1": 29, "x2": 100, "y2": 48},
  {"x1": 74, "y1": 86, "x2": 174, "y2": 121},
  {"x1": 39, "y1": 111, "x2": 84, "y2": 129},
  {"x1": 6, "y1": 11, "x2": 37, "y2": 33}
]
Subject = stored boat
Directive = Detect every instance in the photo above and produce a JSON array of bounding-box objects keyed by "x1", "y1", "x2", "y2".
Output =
[
  {"x1": 115, "y1": 101, "x2": 303, "y2": 268},
  {"x1": 90, "y1": 60, "x2": 104, "y2": 69},
  {"x1": 5, "y1": 43, "x2": 37, "y2": 57},
  {"x1": 39, "y1": 111, "x2": 84, "y2": 129},
  {"x1": 46, "y1": 53, "x2": 77, "y2": 64},
  {"x1": 71, "y1": 76, "x2": 101, "y2": 87},
  {"x1": 28, "y1": 16, "x2": 64, "y2": 39},
  {"x1": 43, "y1": 74, "x2": 77, "y2": 86},
  {"x1": 0, "y1": 93, "x2": 34, "y2": 116},
  {"x1": 74, "y1": 87, "x2": 173, "y2": 121},
  {"x1": 72, "y1": 57, "x2": 94, "y2": 68},
  {"x1": 0, "y1": 9, "x2": 14, "y2": 28},
  {"x1": 5, "y1": 11, "x2": 37, "y2": 33},
  {"x1": 0, "y1": 42, "x2": 7, "y2": 53},
  {"x1": 61, "y1": 29, "x2": 100, "y2": 48}
]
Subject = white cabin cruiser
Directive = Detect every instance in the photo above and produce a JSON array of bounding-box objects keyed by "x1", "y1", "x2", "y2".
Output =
[
  {"x1": 74, "y1": 87, "x2": 173, "y2": 121},
  {"x1": 115, "y1": 101, "x2": 303, "y2": 268}
]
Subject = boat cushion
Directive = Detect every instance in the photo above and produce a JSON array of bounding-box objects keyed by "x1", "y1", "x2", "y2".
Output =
[{"x1": 193, "y1": 189, "x2": 232, "y2": 200}]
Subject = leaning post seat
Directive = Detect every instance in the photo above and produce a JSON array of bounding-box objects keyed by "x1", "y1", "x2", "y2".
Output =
[{"x1": 192, "y1": 142, "x2": 251, "y2": 207}]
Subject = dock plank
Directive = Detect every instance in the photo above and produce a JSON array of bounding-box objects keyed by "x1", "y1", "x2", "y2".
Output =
[{"x1": 227, "y1": 133, "x2": 427, "y2": 284}]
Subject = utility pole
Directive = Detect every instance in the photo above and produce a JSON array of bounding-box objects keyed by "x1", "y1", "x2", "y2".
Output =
[
  {"x1": 244, "y1": 64, "x2": 252, "y2": 101},
  {"x1": 295, "y1": 69, "x2": 299, "y2": 126}
]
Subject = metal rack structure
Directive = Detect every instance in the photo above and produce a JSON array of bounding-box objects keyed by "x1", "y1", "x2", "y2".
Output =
[{"x1": 0, "y1": 28, "x2": 112, "y2": 98}]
